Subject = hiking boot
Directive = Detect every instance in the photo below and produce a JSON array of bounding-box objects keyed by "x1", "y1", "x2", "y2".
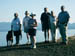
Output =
[
  {"x1": 60, "y1": 42, "x2": 67, "y2": 45},
  {"x1": 45, "y1": 41, "x2": 49, "y2": 43}
]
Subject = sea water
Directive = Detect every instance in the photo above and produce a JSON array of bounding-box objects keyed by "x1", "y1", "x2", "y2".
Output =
[{"x1": 0, "y1": 29, "x2": 75, "y2": 46}]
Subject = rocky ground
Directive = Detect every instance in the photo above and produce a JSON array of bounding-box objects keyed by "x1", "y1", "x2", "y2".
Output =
[{"x1": 0, "y1": 36, "x2": 75, "y2": 56}]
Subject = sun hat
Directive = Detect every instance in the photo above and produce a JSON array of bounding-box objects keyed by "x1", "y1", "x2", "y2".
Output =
[{"x1": 30, "y1": 13, "x2": 36, "y2": 16}]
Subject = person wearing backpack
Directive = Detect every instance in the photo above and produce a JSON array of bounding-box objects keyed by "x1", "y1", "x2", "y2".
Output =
[{"x1": 57, "y1": 6, "x2": 70, "y2": 45}]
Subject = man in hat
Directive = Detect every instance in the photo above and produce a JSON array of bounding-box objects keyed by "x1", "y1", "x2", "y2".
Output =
[
  {"x1": 57, "y1": 6, "x2": 70, "y2": 45},
  {"x1": 28, "y1": 13, "x2": 37, "y2": 48},
  {"x1": 23, "y1": 11, "x2": 30, "y2": 44},
  {"x1": 40, "y1": 7, "x2": 50, "y2": 42}
]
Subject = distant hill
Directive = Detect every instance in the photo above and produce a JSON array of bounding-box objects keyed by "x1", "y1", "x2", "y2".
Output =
[
  {"x1": 0, "y1": 22, "x2": 75, "y2": 32},
  {"x1": 0, "y1": 22, "x2": 11, "y2": 32},
  {"x1": 68, "y1": 23, "x2": 75, "y2": 29}
]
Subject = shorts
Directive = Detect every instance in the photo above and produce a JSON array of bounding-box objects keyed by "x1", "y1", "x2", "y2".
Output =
[
  {"x1": 28, "y1": 29, "x2": 36, "y2": 36},
  {"x1": 42, "y1": 23, "x2": 50, "y2": 31},
  {"x1": 24, "y1": 28, "x2": 29, "y2": 33},
  {"x1": 14, "y1": 30, "x2": 21, "y2": 36}
]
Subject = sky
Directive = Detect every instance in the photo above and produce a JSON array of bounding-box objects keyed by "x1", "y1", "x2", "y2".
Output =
[{"x1": 0, "y1": 0, "x2": 75, "y2": 23}]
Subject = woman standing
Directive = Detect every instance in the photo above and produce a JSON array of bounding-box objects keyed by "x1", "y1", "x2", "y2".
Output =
[
  {"x1": 11, "y1": 13, "x2": 21, "y2": 45},
  {"x1": 49, "y1": 11, "x2": 56, "y2": 43},
  {"x1": 28, "y1": 13, "x2": 37, "y2": 49}
]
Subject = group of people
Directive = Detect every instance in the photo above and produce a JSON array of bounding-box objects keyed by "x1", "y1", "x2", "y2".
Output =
[
  {"x1": 41, "y1": 6, "x2": 70, "y2": 45},
  {"x1": 11, "y1": 11, "x2": 37, "y2": 48},
  {"x1": 40, "y1": 6, "x2": 70, "y2": 45},
  {"x1": 9, "y1": 5, "x2": 70, "y2": 49}
]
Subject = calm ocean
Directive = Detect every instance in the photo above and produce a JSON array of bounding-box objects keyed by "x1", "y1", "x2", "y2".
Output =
[{"x1": 0, "y1": 29, "x2": 75, "y2": 46}]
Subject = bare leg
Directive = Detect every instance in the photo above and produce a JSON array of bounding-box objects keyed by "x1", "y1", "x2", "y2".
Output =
[
  {"x1": 32, "y1": 36, "x2": 36, "y2": 48},
  {"x1": 44, "y1": 30, "x2": 46, "y2": 42},
  {"x1": 30, "y1": 36, "x2": 36, "y2": 48},
  {"x1": 7, "y1": 41, "x2": 8, "y2": 46},
  {"x1": 48, "y1": 30, "x2": 50, "y2": 41},
  {"x1": 30, "y1": 36, "x2": 33, "y2": 46},
  {"x1": 33, "y1": 36, "x2": 36, "y2": 45},
  {"x1": 26, "y1": 33, "x2": 29, "y2": 42}
]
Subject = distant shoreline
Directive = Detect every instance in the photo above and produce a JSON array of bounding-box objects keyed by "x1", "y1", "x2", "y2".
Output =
[
  {"x1": 0, "y1": 22, "x2": 75, "y2": 31},
  {"x1": 0, "y1": 28, "x2": 75, "y2": 32}
]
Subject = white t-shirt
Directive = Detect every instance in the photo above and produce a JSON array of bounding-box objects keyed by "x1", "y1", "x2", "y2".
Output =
[
  {"x1": 11, "y1": 18, "x2": 20, "y2": 31},
  {"x1": 23, "y1": 16, "x2": 30, "y2": 29}
]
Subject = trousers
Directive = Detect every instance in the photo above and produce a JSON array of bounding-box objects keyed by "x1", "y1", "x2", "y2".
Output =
[{"x1": 58, "y1": 24, "x2": 67, "y2": 43}]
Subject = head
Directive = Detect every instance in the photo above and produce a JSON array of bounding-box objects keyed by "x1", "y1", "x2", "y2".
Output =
[
  {"x1": 14, "y1": 13, "x2": 18, "y2": 18},
  {"x1": 25, "y1": 11, "x2": 29, "y2": 16},
  {"x1": 30, "y1": 13, "x2": 36, "y2": 19},
  {"x1": 61, "y1": 6, "x2": 65, "y2": 12},
  {"x1": 51, "y1": 11, "x2": 54, "y2": 16},
  {"x1": 44, "y1": 7, "x2": 48, "y2": 13}
]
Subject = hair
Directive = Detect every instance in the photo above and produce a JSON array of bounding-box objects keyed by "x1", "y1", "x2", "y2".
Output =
[
  {"x1": 44, "y1": 7, "x2": 48, "y2": 12},
  {"x1": 14, "y1": 13, "x2": 18, "y2": 17},
  {"x1": 61, "y1": 5, "x2": 65, "y2": 9}
]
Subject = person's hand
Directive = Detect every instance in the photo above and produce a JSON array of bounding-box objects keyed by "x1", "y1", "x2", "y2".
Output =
[{"x1": 64, "y1": 23, "x2": 67, "y2": 26}]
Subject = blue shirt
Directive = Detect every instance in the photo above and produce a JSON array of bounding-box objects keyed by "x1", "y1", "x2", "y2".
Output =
[
  {"x1": 58, "y1": 11, "x2": 70, "y2": 24},
  {"x1": 11, "y1": 18, "x2": 20, "y2": 31},
  {"x1": 28, "y1": 18, "x2": 37, "y2": 29},
  {"x1": 23, "y1": 16, "x2": 30, "y2": 29}
]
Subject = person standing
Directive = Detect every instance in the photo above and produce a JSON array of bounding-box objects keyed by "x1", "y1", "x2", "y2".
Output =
[
  {"x1": 40, "y1": 7, "x2": 50, "y2": 42},
  {"x1": 23, "y1": 11, "x2": 30, "y2": 44},
  {"x1": 49, "y1": 11, "x2": 56, "y2": 43},
  {"x1": 28, "y1": 13, "x2": 37, "y2": 49},
  {"x1": 11, "y1": 13, "x2": 21, "y2": 45},
  {"x1": 57, "y1": 6, "x2": 70, "y2": 45}
]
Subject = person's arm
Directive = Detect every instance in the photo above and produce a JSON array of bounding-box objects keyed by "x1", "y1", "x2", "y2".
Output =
[
  {"x1": 64, "y1": 12, "x2": 70, "y2": 26},
  {"x1": 40, "y1": 13, "x2": 43, "y2": 24},
  {"x1": 11, "y1": 21, "x2": 13, "y2": 31},
  {"x1": 11, "y1": 25, "x2": 13, "y2": 31},
  {"x1": 23, "y1": 18, "x2": 25, "y2": 28},
  {"x1": 56, "y1": 17, "x2": 59, "y2": 28},
  {"x1": 31, "y1": 19, "x2": 37, "y2": 27},
  {"x1": 19, "y1": 20, "x2": 22, "y2": 38},
  {"x1": 20, "y1": 24, "x2": 21, "y2": 30},
  {"x1": 34, "y1": 19, "x2": 37, "y2": 27},
  {"x1": 66, "y1": 12, "x2": 70, "y2": 24},
  {"x1": 19, "y1": 19, "x2": 21, "y2": 30}
]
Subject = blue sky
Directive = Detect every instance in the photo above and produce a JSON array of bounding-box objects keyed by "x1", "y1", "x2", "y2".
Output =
[{"x1": 0, "y1": 0, "x2": 75, "y2": 23}]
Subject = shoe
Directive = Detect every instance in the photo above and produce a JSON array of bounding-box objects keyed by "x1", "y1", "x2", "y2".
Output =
[
  {"x1": 31, "y1": 45, "x2": 36, "y2": 49},
  {"x1": 52, "y1": 41, "x2": 56, "y2": 43},
  {"x1": 16, "y1": 44, "x2": 19, "y2": 46},
  {"x1": 33, "y1": 45, "x2": 36, "y2": 49},
  {"x1": 60, "y1": 42, "x2": 67, "y2": 45},
  {"x1": 45, "y1": 41, "x2": 49, "y2": 43}
]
